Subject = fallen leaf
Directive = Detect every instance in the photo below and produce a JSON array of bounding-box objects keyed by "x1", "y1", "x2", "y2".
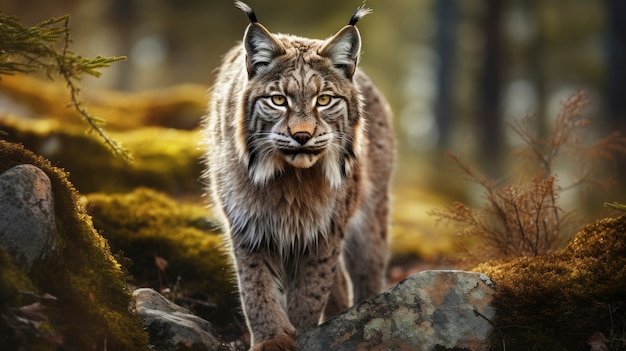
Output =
[{"x1": 155, "y1": 255, "x2": 168, "y2": 272}]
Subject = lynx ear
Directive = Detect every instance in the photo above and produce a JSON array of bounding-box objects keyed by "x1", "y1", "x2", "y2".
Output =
[
  {"x1": 319, "y1": 25, "x2": 361, "y2": 80},
  {"x1": 243, "y1": 23, "x2": 286, "y2": 79}
]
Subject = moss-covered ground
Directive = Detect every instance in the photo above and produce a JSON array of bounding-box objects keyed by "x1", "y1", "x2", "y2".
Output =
[
  {"x1": 0, "y1": 140, "x2": 149, "y2": 350},
  {"x1": 2, "y1": 74, "x2": 625, "y2": 349},
  {"x1": 476, "y1": 215, "x2": 626, "y2": 350},
  {"x1": 85, "y1": 188, "x2": 241, "y2": 332},
  {"x1": 0, "y1": 116, "x2": 204, "y2": 195}
]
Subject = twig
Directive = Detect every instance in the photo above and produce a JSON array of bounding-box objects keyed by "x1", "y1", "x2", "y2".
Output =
[{"x1": 55, "y1": 16, "x2": 132, "y2": 162}]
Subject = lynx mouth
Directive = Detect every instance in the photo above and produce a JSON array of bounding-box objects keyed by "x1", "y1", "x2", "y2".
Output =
[
  {"x1": 281, "y1": 148, "x2": 324, "y2": 168},
  {"x1": 280, "y1": 148, "x2": 323, "y2": 156}
]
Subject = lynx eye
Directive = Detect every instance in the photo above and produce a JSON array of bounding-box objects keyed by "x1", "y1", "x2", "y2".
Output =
[
  {"x1": 317, "y1": 94, "x2": 332, "y2": 106},
  {"x1": 270, "y1": 95, "x2": 287, "y2": 106}
]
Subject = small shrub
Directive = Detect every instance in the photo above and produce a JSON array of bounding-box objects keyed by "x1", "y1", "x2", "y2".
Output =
[{"x1": 430, "y1": 91, "x2": 626, "y2": 264}]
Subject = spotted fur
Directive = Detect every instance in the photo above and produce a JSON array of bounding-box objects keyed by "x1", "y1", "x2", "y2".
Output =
[{"x1": 203, "y1": 2, "x2": 394, "y2": 350}]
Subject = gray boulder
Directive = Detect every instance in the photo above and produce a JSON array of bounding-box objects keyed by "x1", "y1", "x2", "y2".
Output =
[
  {"x1": 0, "y1": 164, "x2": 56, "y2": 270},
  {"x1": 134, "y1": 288, "x2": 228, "y2": 351},
  {"x1": 135, "y1": 271, "x2": 495, "y2": 350},
  {"x1": 297, "y1": 270, "x2": 496, "y2": 351}
]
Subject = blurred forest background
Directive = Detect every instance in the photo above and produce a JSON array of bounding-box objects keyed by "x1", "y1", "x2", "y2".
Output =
[{"x1": 2, "y1": 0, "x2": 626, "y2": 265}]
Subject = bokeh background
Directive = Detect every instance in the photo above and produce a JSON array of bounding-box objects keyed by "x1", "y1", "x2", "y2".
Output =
[{"x1": 3, "y1": 0, "x2": 626, "y2": 268}]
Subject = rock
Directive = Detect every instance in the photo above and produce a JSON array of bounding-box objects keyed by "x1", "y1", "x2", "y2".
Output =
[
  {"x1": 0, "y1": 164, "x2": 56, "y2": 270},
  {"x1": 135, "y1": 272, "x2": 495, "y2": 351},
  {"x1": 297, "y1": 270, "x2": 495, "y2": 351},
  {"x1": 133, "y1": 271, "x2": 495, "y2": 351},
  {"x1": 134, "y1": 288, "x2": 228, "y2": 351}
]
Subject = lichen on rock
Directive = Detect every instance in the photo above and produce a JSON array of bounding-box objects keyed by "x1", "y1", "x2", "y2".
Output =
[{"x1": 298, "y1": 270, "x2": 496, "y2": 351}]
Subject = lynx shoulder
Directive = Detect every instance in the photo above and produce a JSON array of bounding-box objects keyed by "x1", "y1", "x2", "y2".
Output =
[{"x1": 203, "y1": 2, "x2": 394, "y2": 350}]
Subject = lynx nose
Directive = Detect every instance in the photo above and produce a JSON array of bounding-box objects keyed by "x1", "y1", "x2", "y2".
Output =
[{"x1": 292, "y1": 131, "x2": 312, "y2": 145}]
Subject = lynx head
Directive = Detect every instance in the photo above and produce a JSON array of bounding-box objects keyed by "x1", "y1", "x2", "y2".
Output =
[{"x1": 233, "y1": 1, "x2": 371, "y2": 188}]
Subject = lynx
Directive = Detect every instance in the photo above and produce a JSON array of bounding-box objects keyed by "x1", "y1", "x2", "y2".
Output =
[{"x1": 203, "y1": 2, "x2": 394, "y2": 350}]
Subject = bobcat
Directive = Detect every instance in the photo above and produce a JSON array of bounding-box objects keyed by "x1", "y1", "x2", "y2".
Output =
[{"x1": 203, "y1": 2, "x2": 394, "y2": 350}]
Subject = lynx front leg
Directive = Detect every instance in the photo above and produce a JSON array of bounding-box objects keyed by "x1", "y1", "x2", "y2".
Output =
[
  {"x1": 322, "y1": 258, "x2": 350, "y2": 320},
  {"x1": 343, "y1": 204, "x2": 389, "y2": 304},
  {"x1": 233, "y1": 246, "x2": 297, "y2": 350},
  {"x1": 286, "y1": 242, "x2": 341, "y2": 331}
]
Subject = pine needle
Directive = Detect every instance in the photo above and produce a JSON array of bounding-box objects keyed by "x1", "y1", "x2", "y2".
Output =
[
  {"x1": 0, "y1": 12, "x2": 132, "y2": 162},
  {"x1": 604, "y1": 202, "x2": 626, "y2": 212}
]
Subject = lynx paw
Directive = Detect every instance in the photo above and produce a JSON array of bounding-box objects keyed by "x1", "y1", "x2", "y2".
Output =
[{"x1": 251, "y1": 335, "x2": 298, "y2": 351}]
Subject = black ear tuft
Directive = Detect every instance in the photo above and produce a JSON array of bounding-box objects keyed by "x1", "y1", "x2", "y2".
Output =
[
  {"x1": 348, "y1": 4, "x2": 372, "y2": 26},
  {"x1": 234, "y1": 1, "x2": 258, "y2": 23}
]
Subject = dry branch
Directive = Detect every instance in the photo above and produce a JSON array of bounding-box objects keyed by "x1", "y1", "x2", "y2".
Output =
[{"x1": 430, "y1": 91, "x2": 626, "y2": 264}]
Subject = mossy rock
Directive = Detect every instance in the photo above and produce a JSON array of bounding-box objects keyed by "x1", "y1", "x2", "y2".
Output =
[
  {"x1": 0, "y1": 140, "x2": 149, "y2": 350},
  {"x1": 476, "y1": 216, "x2": 626, "y2": 350},
  {"x1": 84, "y1": 188, "x2": 241, "y2": 332},
  {"x1": 0, "y1": 116, "x2": 204, "y2": 195}
]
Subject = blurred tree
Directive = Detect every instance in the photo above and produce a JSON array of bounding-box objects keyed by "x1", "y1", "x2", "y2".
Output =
[
  {"x1": 606, "y1": 0, "x2": 626, "y2": 178},
  {"x1": 527, "y1": 1, "x2": 547, "y2": 140},
  {"x1": 434, "y1": 0, "x2": 457, "y2": 149},
  {"x1": 479, "y1": 0, "x2": 503, "y2": 175},
  {"x1": 109, "y1": 0, "x2": 138, "y2": 91}
]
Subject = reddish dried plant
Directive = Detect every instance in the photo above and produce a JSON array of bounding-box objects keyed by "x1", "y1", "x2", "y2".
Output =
[
  {"x1": 430, "y1": 91, "x2": 626, "y2": 264},
  {"x1": 512, "y1": 91, "x2": 626, "y2": 191}
]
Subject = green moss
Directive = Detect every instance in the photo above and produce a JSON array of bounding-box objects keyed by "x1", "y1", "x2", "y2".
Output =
[
  {"x1": 85, "y1": 188, "x2": 239, "y2": 329},
  {"x1": 0, "y1": 116, "x2": 203, "y2": 194},
  {"x1": 476, "y1": 216, "x2": 626, "y2": 350},
  {"x1": 0, "y1": 74, "x2": 207, "y2": 131},
  {"x1": 0, "y1": 249, "x2": 34, "y2": 305},
  {"x1": 0, "y1": 249, "x2": 55, "y2": 351},
  {"x1": 0, "y1": 140, "x2": 149, "y2": 350}
]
